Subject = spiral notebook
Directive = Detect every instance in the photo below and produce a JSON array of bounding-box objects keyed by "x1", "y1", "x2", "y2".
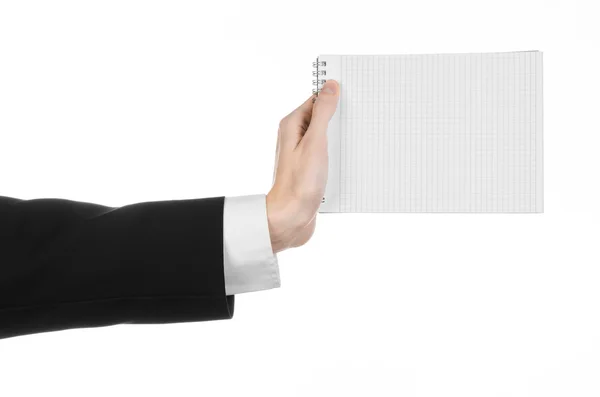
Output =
[{"x1": 315, "y1": 51, "x2": 543, "y2": 213}]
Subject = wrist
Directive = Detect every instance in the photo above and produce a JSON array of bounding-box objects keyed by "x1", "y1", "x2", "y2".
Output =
[{"x1": 266, "y1": 190, "x2": 307, "y2": 253}]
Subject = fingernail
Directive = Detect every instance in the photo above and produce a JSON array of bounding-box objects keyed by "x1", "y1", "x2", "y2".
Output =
[{"x1": 320, "y1": 80, "x2": 337, "y2": 95}]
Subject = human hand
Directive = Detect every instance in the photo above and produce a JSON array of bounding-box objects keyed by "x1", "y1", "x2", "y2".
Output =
[{"x1": 266, "y1": 80, "x2": 340, "y2": 253}]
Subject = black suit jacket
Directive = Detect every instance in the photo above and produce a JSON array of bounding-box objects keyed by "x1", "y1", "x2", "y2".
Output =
[{"x1": 0, "y1": 196, "x2": 234, "y2": 340}]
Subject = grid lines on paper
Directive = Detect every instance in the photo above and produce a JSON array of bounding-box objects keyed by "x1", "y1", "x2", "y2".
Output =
[{"x1": 338, "y1": 52, "x2": 542, "y2": 213}]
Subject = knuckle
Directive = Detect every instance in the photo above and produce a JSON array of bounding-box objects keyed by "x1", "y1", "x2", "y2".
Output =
[{"x1": 278, "y1": 115, "x2": 291, "y2": 129}]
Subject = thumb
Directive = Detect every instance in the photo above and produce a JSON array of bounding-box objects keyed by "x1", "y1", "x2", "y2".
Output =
[{"x1": 306, "y1": 80, "x2": 340, "y2": 140}]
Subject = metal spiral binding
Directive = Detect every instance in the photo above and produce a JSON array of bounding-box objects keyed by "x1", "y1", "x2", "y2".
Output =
[
  {"x1": 312, "y1": 58, "x2": 327, "y2": 95},
  {"x1": 313, "y1": 58, "x2": 328, "y2": 206}
]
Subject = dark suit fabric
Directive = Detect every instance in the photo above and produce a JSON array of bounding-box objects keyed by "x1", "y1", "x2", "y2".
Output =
[{"x1": 0, "y1": 196, "x2": 234, "y2": 339}]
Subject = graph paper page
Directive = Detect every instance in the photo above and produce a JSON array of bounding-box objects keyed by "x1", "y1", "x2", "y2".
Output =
[{"x1": 319, "y1": 52, "x2": 543, "y2": 213}]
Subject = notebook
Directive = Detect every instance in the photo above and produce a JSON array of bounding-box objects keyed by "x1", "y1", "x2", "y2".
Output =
[{"x1": 315, "y1": 51, "x2": 543, "y2": 213}]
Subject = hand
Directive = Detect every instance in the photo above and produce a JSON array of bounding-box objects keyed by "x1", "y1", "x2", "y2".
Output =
[{"x1": 266, "y1": 80, "x2": 340, "y2": 253}]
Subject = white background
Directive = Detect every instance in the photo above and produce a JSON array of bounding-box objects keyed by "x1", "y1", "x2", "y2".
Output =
[{"x1": 0, "y1": 0, "x2": 599, "y2": 396}]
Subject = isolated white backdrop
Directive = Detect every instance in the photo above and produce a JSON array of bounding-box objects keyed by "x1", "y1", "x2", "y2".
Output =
[{"x1": 1, "y1": 1, "x2": 599, "y2": 396}]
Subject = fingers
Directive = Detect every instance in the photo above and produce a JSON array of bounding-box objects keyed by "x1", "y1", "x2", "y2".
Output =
[
  {"x1": 278, "y1": 80, "x2": 339, "y2": 153},
  {"x1": 281, "y1": 94, "x2": 316, "y2": 127},
  {"x1": 292, "y1": 94, "x2": 317, "y2": 120},
  {"x1": 278, "y1": 94, "x2": 316, "y2": 151},
  {"x1": 304, "y1": 80, "x2": 340, "y2": 145}
]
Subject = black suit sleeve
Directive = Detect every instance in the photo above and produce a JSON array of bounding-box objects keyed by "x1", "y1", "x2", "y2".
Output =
[{"x1": 0, "y1": 195, "x2": 234, "y2": 340}]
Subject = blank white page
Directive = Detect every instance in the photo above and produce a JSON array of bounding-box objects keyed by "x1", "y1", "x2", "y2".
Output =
[{"x1": 319, "y1": 51, "x2": 543, "y2": 213}]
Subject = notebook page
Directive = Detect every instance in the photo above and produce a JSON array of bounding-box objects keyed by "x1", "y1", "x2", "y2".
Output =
[{"x1": 319, "y1": 52, "x2": 543, "y2": 213}]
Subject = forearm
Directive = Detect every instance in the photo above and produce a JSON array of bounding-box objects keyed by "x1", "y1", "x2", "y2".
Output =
[{"x1": 0, "y1": 196, "x2": 233, "y2": 339}]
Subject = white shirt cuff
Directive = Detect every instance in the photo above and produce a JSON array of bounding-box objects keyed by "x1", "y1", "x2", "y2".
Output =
[{"x1": 223, "y1": 194, "x2": 281, "y2": 295}]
